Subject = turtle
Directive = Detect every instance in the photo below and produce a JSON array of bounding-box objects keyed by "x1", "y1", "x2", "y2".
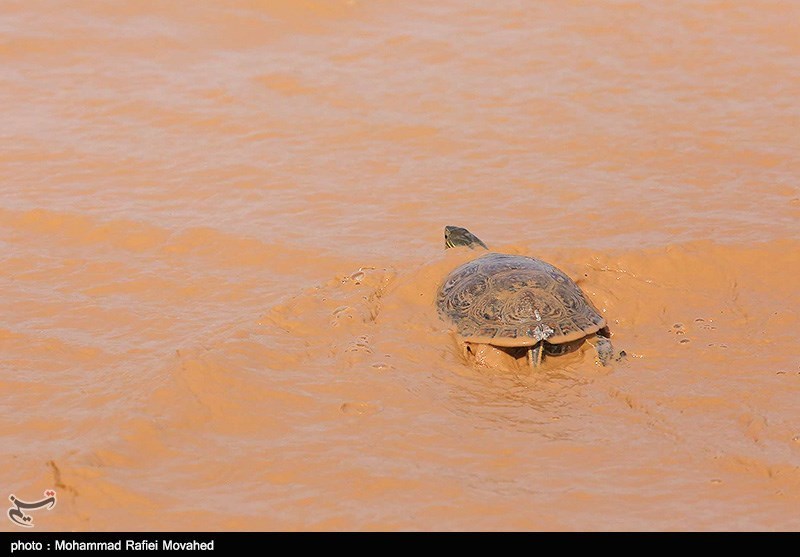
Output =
[{"x1": 437, "y1": 225, "x2": 614, "y2": 368}]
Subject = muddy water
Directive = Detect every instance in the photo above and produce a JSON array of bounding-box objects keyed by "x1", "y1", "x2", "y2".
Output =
[{"x1": 2, "y1": 1, "x2": 799, "y2": 531}]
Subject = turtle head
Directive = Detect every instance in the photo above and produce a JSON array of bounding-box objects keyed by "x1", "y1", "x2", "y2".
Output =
[{"x1": 444, "y1": 226, "x2": 488, "y2": 250}]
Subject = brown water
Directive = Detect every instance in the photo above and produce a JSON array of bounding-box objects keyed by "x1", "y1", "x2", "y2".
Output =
[{"x1": 2, "y1": 0, "x2": 799, "y2": 531}]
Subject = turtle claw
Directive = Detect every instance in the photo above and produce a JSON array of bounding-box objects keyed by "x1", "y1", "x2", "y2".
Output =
[{"x1": 593, "y1": 337, "x2": 614, "y2": 366}]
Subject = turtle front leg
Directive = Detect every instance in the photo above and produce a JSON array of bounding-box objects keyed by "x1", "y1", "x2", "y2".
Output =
[
  {"x1": 527, "y1": 343, "x2": 544, "y2": 369},
  {"x1": 592, "y1": 336, "x2": 614, "y2": 366}
]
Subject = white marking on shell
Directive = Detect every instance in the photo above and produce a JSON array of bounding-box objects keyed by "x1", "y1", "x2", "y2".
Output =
[
  {"x1": 532, "y1": 323, "x2": 554, "y2": 341},
  {"x1": 529, "y1": 309, "x2": 553, "y2": 340}
]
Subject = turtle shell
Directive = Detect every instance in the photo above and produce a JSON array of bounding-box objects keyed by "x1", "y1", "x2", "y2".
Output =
[{"x1": 437, "y1": 253, "x2": 605, "y2": 347}]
